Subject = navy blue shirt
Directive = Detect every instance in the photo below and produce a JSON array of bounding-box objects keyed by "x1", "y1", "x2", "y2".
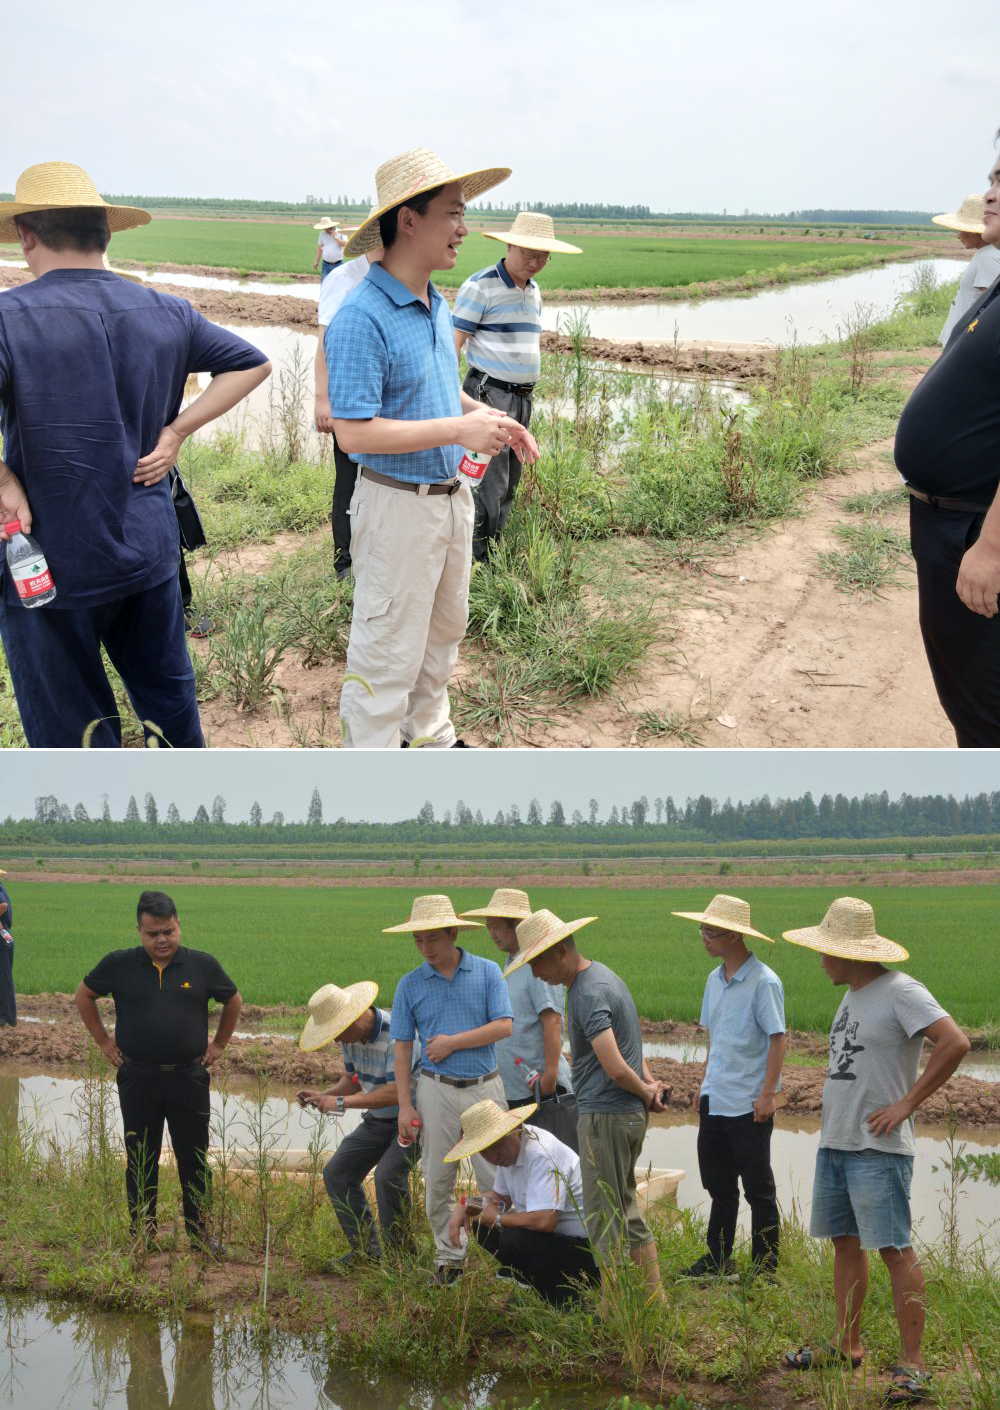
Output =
[
  {"x1": 0, "y1": 882, "x2": 10, "y2": 930},
  {"x1": 0, "y1": 270, "x2": 267, "y2": 609}
]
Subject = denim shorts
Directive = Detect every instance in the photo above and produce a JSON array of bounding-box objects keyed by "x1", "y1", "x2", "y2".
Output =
[{"x1": 810, "y1": 1146, "x2": 914, "y2": 1250}]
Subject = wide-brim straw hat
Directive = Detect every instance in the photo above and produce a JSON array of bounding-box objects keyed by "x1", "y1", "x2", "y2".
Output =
[
  {"x1": 932, "y1": 195, "x2": 986, "y2": 235},
  {"x1": 481, "y1": 210, "x2": 582, "y2": 255},
  {"x1": 343, "y1": 147, "x2": 511, "y2": 258},
  {"x1": 298, "y1": 981, "x2": 379, "y2": 1051},
  {"x1": 783, "y1": 896, "x2": 909, "y2": 963},
  {"x1": 459, "y1": 887, "x2": 532, "y2": 920},
  {"x1": 504, "y1": 908, "x2": 598, "y2": 977},
  {"x1": 0, "y1": 162, "x2": 151, "y2": 243},
  {"x1": 443, "y1": 1098, "x2": 537, "y2": 1163},
  {"x1": 382, "y1": 894, "x2": 484, "y2": 934},
  {"x1": 671, "y1": 893, "x2": 773, "y2": 942},
  {"x1": 313, "y1": 218, "x2": 340, "y2": 231}
]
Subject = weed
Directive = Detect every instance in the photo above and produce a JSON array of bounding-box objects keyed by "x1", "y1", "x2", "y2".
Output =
[
  {"x1": 842, "y1": 485, "x2": 908, "y2": 516},
  {"x1": 634, "y1": 710, "x2": 708, "y2": 747},
  {"x1": 205, "y1": 594, "x2": 294, "y2": 709},
  {"x1": 818, "y1": 522, "x2": 910, "y2": 595},
  {"x1": 453, "y1": 659, "x2": 558, "y2": 746}
]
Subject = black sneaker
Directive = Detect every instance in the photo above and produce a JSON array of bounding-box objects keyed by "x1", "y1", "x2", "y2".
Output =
[{"x1": 678, "y1": 1254, "x2": 738, "y2": 1281}]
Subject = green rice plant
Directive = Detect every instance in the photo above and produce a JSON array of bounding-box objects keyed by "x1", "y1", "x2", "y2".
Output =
[{"x1": 818, "y1": 521, "x2": 911, "y2": 595}]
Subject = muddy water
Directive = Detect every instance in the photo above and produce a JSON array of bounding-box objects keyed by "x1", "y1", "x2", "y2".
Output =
[
  {"x1": 0, "y1": 1297, "x2": 601, "y2": 1410},
  {"x1": 643, "y1": 1039, "x2": 1000, "y2": 1084},
  {"x1": 6, "y1": 1069, "x2": 997, "y2": 1250}
]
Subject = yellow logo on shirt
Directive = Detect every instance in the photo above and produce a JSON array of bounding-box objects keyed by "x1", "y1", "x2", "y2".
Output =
[
  {"x1": 967, "y1": 318, "x2": 980, "y2": 333},
  {"x1": 181, "y1": 981, "x2": 191, "y2": 989}
]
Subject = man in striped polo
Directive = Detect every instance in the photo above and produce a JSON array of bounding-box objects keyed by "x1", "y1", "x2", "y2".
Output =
[{"x1": 453, "y1": 212, "x2": 581, "y2": 561}]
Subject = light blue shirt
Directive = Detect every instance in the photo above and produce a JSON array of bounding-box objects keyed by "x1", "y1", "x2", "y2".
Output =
[
  {"x1": 453, "y1": 260, "x2": 542, "y2": 384},
  {"x1": 498, "y1": 965, "x2": 573, "y2": 1102},
  {"x1": 699, "y1": 953, "x2": 786, "y2": 1117},
  {"x1": 340, "y1": 1006, "x2": 419, "y2": 1123},
  {"x1": 326, "y1": 262, "x2": 463, "y2": 484},
  {"x1": 390, "y1": 948, "x2": 513, "y2": 1079}
]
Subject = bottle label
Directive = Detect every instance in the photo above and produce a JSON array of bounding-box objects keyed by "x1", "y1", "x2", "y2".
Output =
[
  {"x1": 457, "y1": 450, "x2": 491, "y2": 482},
  {"x1": 11, "y1": 560, "x2": 54, "y2": 599}
]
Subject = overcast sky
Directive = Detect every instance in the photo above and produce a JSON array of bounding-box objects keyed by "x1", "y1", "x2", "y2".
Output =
[
  {"x1": 3, "y1": 0, "x2": 999, "y2": 213},
  {"x1": 1, "y1": 752, "x2": 994, "y2": 823}
]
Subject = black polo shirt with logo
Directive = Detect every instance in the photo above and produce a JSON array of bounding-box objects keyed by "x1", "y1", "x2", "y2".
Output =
[
  {"x1": 894, "y1": 277, "x2": 1000, "y2": 499},
  {"x1": 83, "y1": 946, "x2": 238, "y2": 1063}
]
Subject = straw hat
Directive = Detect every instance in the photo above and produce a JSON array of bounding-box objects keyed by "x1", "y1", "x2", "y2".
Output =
[
  {"x1": 481, "y1": 211, "x2": 582, "y2": 255},
  {"x1": 313, "y1": 218, "x2": 341, "y2": 232},
  {"x1": 932, "y1": 195, "x2": 986, "y2": 235},
  {"x1": 443, "y1": 1098, "x2": 537, "y2": 1163},
  {"x1": 0, "y1": 162, "x2": 151, "y2": 243},
  {"x1": 459, "y1": 888, "x2": 532, "y2": 920},
  {"x1": 671, "y1": 893, "x2": 773, "y2": 942},
  {"x1": 382, "y1": 894, "x2": 484, "y2": 934},
  {"x1": 504, "y1": 908, "x2": 598, "y2": 977},
  {"x1": 783, "y1": 896, "x2": 909, "y2": 964},
  {"x1": 343, "y1": 148, "x2": 511, "y2": 258},
  {"x1": 298, "y1": 981, "x2": 379, "y2": 1051}
]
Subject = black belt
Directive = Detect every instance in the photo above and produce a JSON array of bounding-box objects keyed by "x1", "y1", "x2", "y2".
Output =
[
  {"x1": 907, "y1": 486, "x2": 991, "y2": 514},
  {"x1": 122, "y1": 1058, "x2": 204, "y2": 1073},
  {"x1": 469, "y1": 368, "x2": 536, "y2": 397},
  {"x1": 419, "y1": 1067, "x2": 499, "y2": 1089},
  {"x1": 361, "y1": 467, "x2": 461, "y2": 496}
]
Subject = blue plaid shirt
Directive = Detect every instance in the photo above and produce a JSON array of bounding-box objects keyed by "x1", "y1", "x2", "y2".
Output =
[
  {"x1": 340, "y1": 1006, "x2": 419, "y2": 1123},
  {"x1": 390, "y1": 949, "x2": 513, "y2": 1078},
  {"x1": 326, "y1": 262, "x2": 463, "y2": 484}
]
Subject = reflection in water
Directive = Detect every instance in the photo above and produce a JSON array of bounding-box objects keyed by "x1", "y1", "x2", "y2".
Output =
[{"x1": 121, "y1": 1318, "x2": 215, "y2": 1410}]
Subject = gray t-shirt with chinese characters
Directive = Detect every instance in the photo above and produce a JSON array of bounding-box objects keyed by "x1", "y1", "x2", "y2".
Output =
[
  {"x1": 819, "y1": 970, "x2": 949, "y2": 1157},
  {"x1": 566, "y1": 960, "x2": 645, "y2": 1114}
]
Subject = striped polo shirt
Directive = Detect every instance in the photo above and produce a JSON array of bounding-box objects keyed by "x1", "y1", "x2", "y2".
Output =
[
  {"x1": 390, "y1": 948, "x2": 513, "y2": 1079},
  {"x1": 452, "y1": 260, "x2": 543, "y2": 384},
  {"x1": 340, "y1": 1006, "x2": 418, "y2": 1123}
]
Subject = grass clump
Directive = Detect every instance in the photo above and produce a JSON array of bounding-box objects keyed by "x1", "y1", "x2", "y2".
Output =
[{"x1": 819, "y1": 521, "x2": 911, "y2": 595}]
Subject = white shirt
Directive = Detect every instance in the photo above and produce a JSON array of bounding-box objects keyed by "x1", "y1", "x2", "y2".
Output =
[
  {"x1": 940, "y1": 245, "x2": 1000, "y2": 344},
  {"x1": 317, "y1": 255, "x2": 374, "y2": 328},
  {"x1": 318, "y1": 231, "x2": 346, "y2": 262},
  {"x1": 490, "y1": 1126, "x2": 587, "y2": 1238}
]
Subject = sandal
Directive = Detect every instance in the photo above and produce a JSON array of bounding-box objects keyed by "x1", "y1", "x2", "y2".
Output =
[
  {"x1": 884, "y1": 1367, "x2": 932, "y2": 1406},
  {"x1": 784, "y1": 1344, "x2": 864, "y2": 1371}
]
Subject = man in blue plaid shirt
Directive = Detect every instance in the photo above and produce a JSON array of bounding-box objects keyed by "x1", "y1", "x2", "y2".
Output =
[{"x1": 327, "y1": 148, "x2": 538, "y2": 749}]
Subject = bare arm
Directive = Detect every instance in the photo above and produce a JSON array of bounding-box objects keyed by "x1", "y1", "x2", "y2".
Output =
[
  {"x1": 590, "y1": 1028, "x2": 659, "y2": 1108},
  {"x1": 868, "y1": 1015, "x2": 971, "y2": 1136},
  {"x1": 753, "y1": 1033, "x2": 787, "y2": 1122},
  {"x1": 393, "y1": 1039, "x2": 420, "y2": 1141},
  {"x1": 332, "y1": 404, "x2": 513, "y2": 458},
  {"x1": 314, "y1": 331, "x2": 334, "y2": 433},
  {"x1": 423, "y1": 1018, "x2": 513, "y2": 1065},
  {"x1": 0, "y1": 458, "x2": 33, "y2": 537},
  {"x1": 204, "y1": 992, "x2": 242, "y2": 1065},
  {"x1": 454, "y1": 329, "x2": 470, "y2": 363},
  {"x1": 538, "y1": 1009, "x2": 563, "y2": 1097},
  {"x1": 299, "y1": 1077, "x2": 401, "y2": 1112},
  {"x1": 73, "y1": 982, "x2": 123, "y2": 1067},
  {"x1": 134, "y1": 364, "x2": 273, "y2": 486}
]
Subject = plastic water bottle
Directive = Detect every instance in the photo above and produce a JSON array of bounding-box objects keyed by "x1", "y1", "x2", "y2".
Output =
[
  {"x1": 4, "y1": 521, "x2": 56, "y2": 607},
  {"x1": 514, "y1": 1057, "x2": 541, "y2": 1088},
  {"x1": 398, "y1": 1116, "x2": 422, "y2": 1149},
  {"x1": 0, "y1": 925, "x2": 12, "y2": 946},
  {"x1": 457, "y1": 449, "x2": 491, "y2": 485}
]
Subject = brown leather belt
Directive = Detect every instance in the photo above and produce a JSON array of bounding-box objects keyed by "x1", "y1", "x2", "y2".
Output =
[
  {"x1": 420, "y1": 1067, "x2": 499, "y2": 1089},
  {"x1": 907, "y1": 486, "x2": 990, "y2": 514},
  {"x1": 361, "y1": 467, "x2": 461, "y2": 496}
]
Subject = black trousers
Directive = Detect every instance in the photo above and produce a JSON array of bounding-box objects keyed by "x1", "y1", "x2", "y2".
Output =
[
  {"x1": 0, "y1": 937, "x2": 14, "y2": 1026},
  {"x1": 322, "y1": 1113, "x2": 418, "y2": 1255},
  {"x1": 331, "y1": 432, "x2": 358, "y2": 574},
  {"x1": 474, "y1": 1220, "x2": 599, "y2": 1306},
  {"x1": 697, "y1": 1096, "x2": 779, "y2": 1269},
  {"x1": 462, "y1": 370, "x2": 533, "y2": 563},
  {"x1": 116, "y1": 1062, "x2": 212, "y2": 1238},
  {"x1": 910, "y1": 496, "x2": 1000, "y2": 747}
]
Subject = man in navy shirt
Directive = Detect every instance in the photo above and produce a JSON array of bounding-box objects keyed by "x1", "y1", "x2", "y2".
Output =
[{"x1": 0, "y1": 162, "x2": 270, "y2": 748}]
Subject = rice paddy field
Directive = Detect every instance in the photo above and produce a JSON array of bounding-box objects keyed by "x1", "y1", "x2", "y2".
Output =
[
  {"x1": 93, "y1": 222, "x2": 916, "y2": 288},
  {"x1": 10, "y1": 881, "x2": 997, "y2": 1032}
]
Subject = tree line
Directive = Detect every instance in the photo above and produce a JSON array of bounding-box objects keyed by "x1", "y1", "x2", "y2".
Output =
[{"x1": 16, "y1": 788, "x2": 1000, "y2": 843}]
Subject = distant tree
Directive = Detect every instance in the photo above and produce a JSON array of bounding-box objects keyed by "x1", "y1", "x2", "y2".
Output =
[
  {"x1": 73, "y1": 803, "x2": 90, "y2": 823},
  {"x1": 588, "y1": 798, "x2": 599, "y2": 826},
  {"x1": 210, "y1": 795, "x2": 226, "y2": 825},
  {"x1": 166, "y1": 803, "x2": 181, "y2": 824},
  {"x1": 101, "y1": 795, "x2": 111, "y2": 823},
  {"x1": 630, "y1": 796, "x2": 649, "y2": 827},
  {"x1": 571, "y1": 809, "x2": 583, "y2": 825},
  {"x1": 442, "y1": 810, "x2": 452, "y2": 826},
  {"x1": 417, "y1": 801, "x2": 435, "y2": 824},
  {"x1": 455, "y1": 799, "x2": 474, "y2": 826},
  {"x1": 508, "y1": 804, "x2": 521, "y2": 825},
  {"x1": 194, "y1": 804, "x2": 210, "y2": 824},
  {"x1": 125, "y1": 796, "x2": 140, "y2": 823},
  {"x1": 527, "y1": 798, "x2": 543, "y2": 826},
  {"x1": 654, "y1": 797, "x2": 664, "y2": 824},
  {"x1": 250, "y1": 801, "x2": 262, "y2": 827},
  {"x1": 34, "y1": 795, "x2": 60, "y2": 823},
  {"x1": 307, "y1": 788, "x2": 323, "y2": 825},
  {"x1": 494, "y1": 810, "x2": 505, "y2": 825},
  {"x1": 144, "y1": 793, "x2": 159, "y2": 826},
  {"x1": 475, "y1": 810, "x2": 484, "y2": 826},
  {"x1": 609, "y1": 805, "x2": 619, "y2": 825},
  {"x1": 58, "y1": 803, "x2": 72, "y2": 822},
  {"x1": 271, "y1": 811, "x2": 285, "y2": 827},
  {"x1": 548, "y1": 800, "x2": 566, "y2": 826}
]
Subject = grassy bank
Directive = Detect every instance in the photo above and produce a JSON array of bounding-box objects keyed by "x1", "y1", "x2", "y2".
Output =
[
  {"x1": 8, "y1": 879, "x2": 999, "y2": 1029},
  {"x1": 1, "y1": 1077, "x2": 996, "y2": 1409}
]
